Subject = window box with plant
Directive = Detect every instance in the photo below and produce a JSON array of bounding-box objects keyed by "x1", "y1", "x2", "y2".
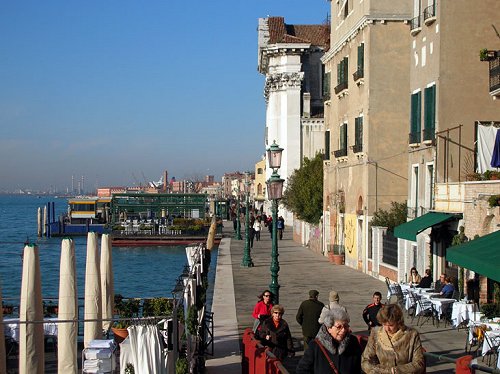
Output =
[
  {"x1": 488, "y1": 194, "x2": 500, "y2": 208},
  {"x1": 328, "y1": 245, "x2": 345, "y2": 265},
  {"x1": 480, "y1": 48, "x2": 497, "y2": 62}
]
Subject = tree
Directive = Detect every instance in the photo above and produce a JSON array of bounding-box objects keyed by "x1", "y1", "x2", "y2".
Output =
[
  {"x1": 282, "y1": 153, "x2": 323, "y2": 225},
  {"x1": 370, "y1": 201, "x2": 407, "y2": 232}
]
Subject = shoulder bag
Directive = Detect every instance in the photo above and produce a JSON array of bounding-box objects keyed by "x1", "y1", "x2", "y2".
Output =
[{"x1": 314, "y1": 338, "x2": 339, "y2": 374}]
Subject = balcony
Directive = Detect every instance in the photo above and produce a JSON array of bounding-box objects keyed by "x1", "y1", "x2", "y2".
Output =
[
  {"x1": 334, "y1": 81, "x2": 348, "y2": 95},
  {"x1": 410, "y1": 15, "x2": 421, "y2": 36},
  {"x1": 352, "y1": 143, "x2": 363, "y2": 153},
  {"x1": 334, "y1": 148, "x2": 348, "y2": 158},
  {"x1": 422, "y1": 128, "x2": 435, "y2": 144},
  {"x1": 409, "y1": 131, "x2": 421, "y2": 146},
  {"x1": 423, "y1": 4, "x2": 436, "y2": 25},
  {"x1": 353, "y1": 69, "x2": 364, "y2": 82},
  {"x1": 488, "y1": 54, "x2": 500, "y2": 98}
]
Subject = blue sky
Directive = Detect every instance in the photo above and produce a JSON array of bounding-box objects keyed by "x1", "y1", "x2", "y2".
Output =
[{"x1": 0, "y1": 1, "x2": 330, "y2": 192}]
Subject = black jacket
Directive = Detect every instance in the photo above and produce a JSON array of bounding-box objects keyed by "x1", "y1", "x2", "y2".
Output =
[
  {"x1": 258, "y1": 318, "x2": 294, "y2": 360},
  {"x1": 296, "y1": 298, "x2": 325, "y2": 338},
  {"x1": 417, "y1": 275, "x2": 432, "y2": 288},
  {"x1": 362, "y1": 303, "x2": 383, "y2": 328},
  {"x1": 296, "y1": 327, "x2": 362, "y2": 374}
]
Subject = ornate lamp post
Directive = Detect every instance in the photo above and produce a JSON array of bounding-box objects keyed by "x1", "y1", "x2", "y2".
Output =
[
  {"x1": 234, "y1": 183, "x2": 242, "y2": 240},
  {"x1": 266, "y1": 141, "x2": 284, "y2": 304},
  {"x1": 241, "y1": 172, "x2": 254, "y2": 267}
]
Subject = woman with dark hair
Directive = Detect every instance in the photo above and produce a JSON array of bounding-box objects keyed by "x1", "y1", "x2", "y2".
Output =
[
  {"x1": 297, "y1": 308, "x2": 362, "y2": 373},
  {"x1": 258, "y1": 304, "x2": 294, "y2": 360},
  {"x1": 252, "y1": 290, "x2": 273, "y2": 332},
  {"x1": 409, "y1": 267, "x2": 421, "y2": 286},
  {"x1": 362, "y1": 304, "x2": 425, "y2": 374}
]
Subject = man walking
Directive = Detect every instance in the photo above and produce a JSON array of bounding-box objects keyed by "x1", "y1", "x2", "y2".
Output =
[{"x1": 296, "y1": 290, "x2": 325, "y2": 350}]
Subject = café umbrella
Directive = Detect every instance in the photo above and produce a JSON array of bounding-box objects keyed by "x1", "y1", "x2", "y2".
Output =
[
  {"x1": 84, "y1": 232, "x2": 103, "y2": 347},
  {"x1": 100, "y1": 233, "x2": 114, "y2": 333},
  {"x1": 58, "y1": 238, "x2": 78, "y2": 373},
  {"x1": 19, "y1": 244, "x2": 44, "y2": 374}
]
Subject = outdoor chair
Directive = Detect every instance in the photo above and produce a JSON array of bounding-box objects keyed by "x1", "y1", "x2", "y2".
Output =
[
  {"x1": 481, "y1": 332, "x2": 500, "y2": 366},
  {"x1": 406, "y1": 291, "x2": 419, "y2": 323},
  {"x1": 465, "y1": 324, "x2": 485, "y2": 357},
  {"x1": 416, "y1": 298, "x2": 438, "y2": 327}
]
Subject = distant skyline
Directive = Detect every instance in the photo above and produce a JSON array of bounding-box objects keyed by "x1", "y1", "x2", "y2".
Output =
[{"x1": 0, "y1": 1, "x2": 330, "y2": 191}]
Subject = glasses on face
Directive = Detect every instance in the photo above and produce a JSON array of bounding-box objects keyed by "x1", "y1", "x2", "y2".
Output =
[
  {"x1": 333, "y1": 323, "x2": 349, "y2": 330},
  {"x1": 263, "y1": 294, "x2": 271, "y2": 297},
  {"x1": 273, "y1": 312, "x2": 283, "y2": 315}
]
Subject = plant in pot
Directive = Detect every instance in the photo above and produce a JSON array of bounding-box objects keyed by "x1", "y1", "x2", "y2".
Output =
[
  {"x1": 2, "y1": 302, "x2": 14, "y2": 315},
  {"x1": 142, "y1": 297, "x2": 173, "y2": 317},
  {"x1": 328, "y1": 244, "x2": 345, "y2": 265},
  {"x1": 43, "y1": 300, "x2": 59, "y2": 316},
  {"x1": 488, "y1": 194, "x2": 500, "y2": 208},
  {"x1": 112, "y1": 297, "x2": 140, "y2": 344}
]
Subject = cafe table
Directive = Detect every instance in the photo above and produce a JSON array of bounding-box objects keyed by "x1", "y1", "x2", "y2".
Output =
[
  {"x1": 415, "y1": 298, "x2": 455, "y2": 319},
  {"x1": 3, "y1": 317, "x2": 58, "y2": 342},
  {"x1": 451, "y1": 301, "x2": 480, "y2": 327}
]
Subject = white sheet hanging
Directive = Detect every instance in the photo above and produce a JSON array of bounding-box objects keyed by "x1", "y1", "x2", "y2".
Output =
[
  {"x1": 477, "y1": 123, "x2": 498, "y2": 173},
  {"x1": 127, "y1": 325, "x2": 166, "y2": 374}
]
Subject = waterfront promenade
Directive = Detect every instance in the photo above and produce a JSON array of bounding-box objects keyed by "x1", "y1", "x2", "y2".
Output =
[{"x1": 207, "y1": 222, "x2": 470, "y2": 373}]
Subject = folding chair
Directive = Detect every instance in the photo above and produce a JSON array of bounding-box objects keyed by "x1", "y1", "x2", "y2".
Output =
[
  {"x1": 482, "y1": 332, "x2": 500, "y2": 366},
  {"x1": 465, "y1": 324, "x2": 485, "y2": 357},
  {"x1": 416, "y1": 298, "x2": 438, "y2": 327},
  {"x1": 406, "y1": 291, "x2": 419, "y2": 323}
]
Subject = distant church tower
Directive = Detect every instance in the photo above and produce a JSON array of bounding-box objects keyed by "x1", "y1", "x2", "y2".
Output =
[{"x1": 162, "y1": 170, "x2": 169, "y2": 192}]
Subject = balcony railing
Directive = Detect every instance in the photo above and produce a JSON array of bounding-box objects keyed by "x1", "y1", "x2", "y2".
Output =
[
  {"x1": 334, "y1": 81, "x2": 348, "y2": 95},
  {"x1": 423, "y1": 128, "x2": 435, "y2": 142},
  {"x1": 409, "y1": 131, "x2": 421, "y2": 145},
  {"x1": 489, "y1": 55, "x2": 500, "y2": 97},
  {"x1": 353, "y1": 69, "x2": 364, "y2": 82},
  {"x1": 423, "y1": 4, "x2": 436, "y2": 24},
  {"x1": 334, "y1": 148, "x2": 348, "y2": 158},
  {"x1": 353, "y1": 143, "x2": 363, "y2": 153},
  {"x1": 410, "y1": 16, "x2": 421, "y2": 34}
]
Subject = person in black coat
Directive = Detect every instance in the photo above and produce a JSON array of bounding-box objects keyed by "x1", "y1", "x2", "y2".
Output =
[
  {"x1": 296, "y1": 290, "x2": 325, "y2": 350},
  {"x1": 258, "y1": 304, "x2": 294, "y2": 361},
  {"x1": 417, "y1": 268, "x2": 433, "y2": 288},
  {"x1": 296, "y1": 308, "x2": 362, "y2": 374}
]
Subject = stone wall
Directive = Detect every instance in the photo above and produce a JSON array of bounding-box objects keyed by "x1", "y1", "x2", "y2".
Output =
[{"x1": 463, "y1": 181, "x2": 500, "y2": 238}]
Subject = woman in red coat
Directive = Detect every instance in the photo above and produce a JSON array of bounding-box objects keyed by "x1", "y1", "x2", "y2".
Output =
[{"x1": 252, "y1": 290, "x2": 273, "y2": 332}]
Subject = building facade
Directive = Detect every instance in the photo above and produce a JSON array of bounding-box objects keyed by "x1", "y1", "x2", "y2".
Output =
[
  {"x1": 258, "y1": 16, "x2": 329, "y2": 222},
  {"x1": 322, "y1": 0, "x2": 411, "y2": 271}
]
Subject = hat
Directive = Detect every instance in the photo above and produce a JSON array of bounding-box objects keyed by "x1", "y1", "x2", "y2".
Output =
[
  {"x1": 309, "y1": 290, "x2": 319, "y2": 298},
  {"x1": 329, "y1": 290, "x2": 339, "y2": 302}
]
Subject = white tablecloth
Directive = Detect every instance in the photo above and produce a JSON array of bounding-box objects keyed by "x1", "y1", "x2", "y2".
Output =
[
  {"x1": 451, "y1": 302, "x2": 480, "y2": 327},
  {"x1": 4, "y1": 317, "x2": 58, "y2": 342},
  {"x1": 415, "y1": 298, "x2": 455, "y2": 318}
]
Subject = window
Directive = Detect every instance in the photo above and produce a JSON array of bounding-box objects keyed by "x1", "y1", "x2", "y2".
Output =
[
  {"x1": 353, "y1": 43, "x2": 364, "y2": 81},
  {"x1": 335, "y1": 57, "x2": 349, "y2": 94},
  {"x1": 354, "y1": 116, "x2": 363, "y2": 153},
  {"x1": 412, "y1": 165, "x2": 419, "y2": 217},
  {"x1": 425, "y1": 164, "x2": 434, "y2": 211},
  {"x1": 257, "y1": 183, "x2": 263, "y2": 195},
  {"x1": 410, "y1": 91, "x2": 421, "y2": 144},
  {"x1": 334, "y1": 123, "x2": 348, "y2": 158},
  {"x1": 325, "y1": 130, "x2": 331, "y2": 160},
  {"x1": 257, "y1": 168, "x2": 263, "y2": 174},
  {"x1": 423, "y1": 85, "x2": 436, "y2": 141},
  {"x1": 323, "y1": 68, "x2": 331, "y2": 100}
]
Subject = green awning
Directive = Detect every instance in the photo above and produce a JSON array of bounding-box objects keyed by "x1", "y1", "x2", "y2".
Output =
[
  {"x1": 446, "y1": 231, "x2": 500, "y2": 282},
  {"x1": 394, "y1": 212, "x2": 456, "y2": 241}
]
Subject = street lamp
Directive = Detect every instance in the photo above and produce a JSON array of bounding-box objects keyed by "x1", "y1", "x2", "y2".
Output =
[
  {"x1": 241, "y1": 172, "x2": 254, "y2": 267},
  {"x1": 234, "y1": 183, "x2": 242, "y2": 240},
  {"x1": 266, "y1": 141, "x2": 284, "y2": 304}
]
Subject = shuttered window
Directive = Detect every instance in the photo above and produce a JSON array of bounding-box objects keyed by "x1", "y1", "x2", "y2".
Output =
[
  {"x1": 410, "y1": 92, "x2": 422, "y2": 143},
  {"x1": 424, "y1": 85, "x2": 436, "y2": 140}
]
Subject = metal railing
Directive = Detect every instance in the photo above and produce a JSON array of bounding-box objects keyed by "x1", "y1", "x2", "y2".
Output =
[
  {"x1": 353, "y1": 68, "x2": 364, "y2": 81},
  {"x1": 410, "y1": 15, "x2": 421, "y2": 31},
  {"x1": 489, "y1": 55, "x2": 500, "y2": 95},
  {"x1": 334, "y1": 148, "x2": 348, "y2": 158},
  {"x1": 423, "y1": 4, "x2": 436, "y2": 21},
  {"x1": 353, "y1": 143, "x2": 363, "y2": 153},
  {"x1": 409, "y1": 131, "x2": 421, "y2": 144},
  {"x1": 423, "y1": 128, "x2": 435, "y2": 142},
  {"x1": 334, "y1": 81, "x2": 348, "y2": 94}
]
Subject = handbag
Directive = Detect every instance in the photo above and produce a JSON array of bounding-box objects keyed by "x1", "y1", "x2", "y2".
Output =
[{"x1": 314, "y1": 338, "x2": 340, "y2": 374}]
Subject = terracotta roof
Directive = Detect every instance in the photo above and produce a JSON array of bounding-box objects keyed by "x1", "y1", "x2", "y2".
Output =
[{"x1": 267, "y1": 17, "x2": 329, "y2": 49}]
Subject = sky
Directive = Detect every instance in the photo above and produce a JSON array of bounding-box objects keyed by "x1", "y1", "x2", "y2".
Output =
[{"x1": 0, "y1": 1, "x2": 330, "y2": 192}]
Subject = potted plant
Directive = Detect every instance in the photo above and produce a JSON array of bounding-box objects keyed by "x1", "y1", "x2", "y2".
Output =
[
  {"x1": 44, "y1": 301, "x2": 59, "y2": 316},
  {"x1": 480, "y1": 48, "x2": 497, "y2": 61},
  {"x1": 488, "y1": 195, "x2": 500, "y2": 208},
  {"x1": 328, "y1": 245, "x2": 345, "y2": 265},
  {"x1": 112, "y1": 297, "x2": 140, "y2": 344},
  {"x1": 2, "y1": 303, "x2": 14, "y2": 315},
  {"x1": 142, "y1": 297, "x2": 173, "y2": 317}
]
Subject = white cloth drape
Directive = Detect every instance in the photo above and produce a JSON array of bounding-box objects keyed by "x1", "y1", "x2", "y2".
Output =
[
  {"x1": 84, "y1": 232, "x2": 103, "y2": 347},
  {"x1": 477, "y1": 123, "x2": 498, "y2": 173},
  {"x1": 19, "y1": 245, "x2": 44, "y2": 374},
  {"x1": 127, "y1": 325, "x2": 166, "y2": 374},
  {"x1": 100, "y1": 234, "x2": 114, "y2": 332},
  {"x1": 58, "y1": 239, "x2": 78, "y2": 373}
]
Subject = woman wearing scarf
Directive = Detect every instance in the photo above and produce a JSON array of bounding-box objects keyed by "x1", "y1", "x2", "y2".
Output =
[
  {"x1": 258, "y1": 304, "x2": 294, "y2": 360},
  {"x1": 296, "y1": 308, "x2": 361, "y2": 373},
  {"x1": 361, "y1": 303, "x2": 425, "y2": 373}
]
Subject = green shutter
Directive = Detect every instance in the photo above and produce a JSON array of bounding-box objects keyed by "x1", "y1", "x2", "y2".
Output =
[
  {"x1": 411, "y1": 92, "x2": 422, "y2": 142},
  {"x1": 325, "y1": 130, "x2": 330, "y2": 160},
  {"x1": 358, "y1": 44, "x2": 364, "y2": 71}
]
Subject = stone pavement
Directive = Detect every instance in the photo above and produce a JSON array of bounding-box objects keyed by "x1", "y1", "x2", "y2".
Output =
[{"x1": 207, "y1": 222, "x2": 472, "y2": 373}]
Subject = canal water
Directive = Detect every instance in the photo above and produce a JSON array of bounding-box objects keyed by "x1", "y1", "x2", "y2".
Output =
[{"x1": 0, "y1": 195, "x2": 216, "y2": 306}]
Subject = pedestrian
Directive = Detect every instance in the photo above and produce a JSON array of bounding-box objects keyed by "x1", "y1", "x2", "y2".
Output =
[
  {"x1": 267, "y1": 215, "x2": 273, "y2": 238},
  {"x1": 277, "y1": 216, "x2": 285, "y2": 239},
  {"x1": 318, "y1": 290, "x2": 347, "y2": 324},
  {"x1": 361, "y1": 304, "x2": 425, "y2": 374},
  {"x1": 258, "y1": 304, "x2": 295, "y2": 361},
  {"x1": 249, "y1": 224, "x2": 255, "y2": 248},
  {"x1": 252, "y1": 290, "x2": 273, "y2": 332},
  {"x1": 253, "y1": 216, "x2": 262, "y2": 241},
  {"x1": 296, "y1": 308, "x2": 362, "y2": 374},
  {"x1": 362, "y1": 291, "x2": 383, "y2": 331},
  {"x1": 296, "y1": 290, "x2": 325, "y2": 351}
]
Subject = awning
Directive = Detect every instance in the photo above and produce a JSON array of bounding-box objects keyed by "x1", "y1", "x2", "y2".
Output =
[
  {"x1": 446, "y1": 231, "x2": 500, "y2": 282},
  {"x1": 394, "y1": 212, "x2": 457, "y2": 242}
]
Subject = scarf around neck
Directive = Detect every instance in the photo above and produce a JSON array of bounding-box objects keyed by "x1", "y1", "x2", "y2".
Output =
[{"x1": 317, "y1": 324, "x2": 350, "y2": 356}]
